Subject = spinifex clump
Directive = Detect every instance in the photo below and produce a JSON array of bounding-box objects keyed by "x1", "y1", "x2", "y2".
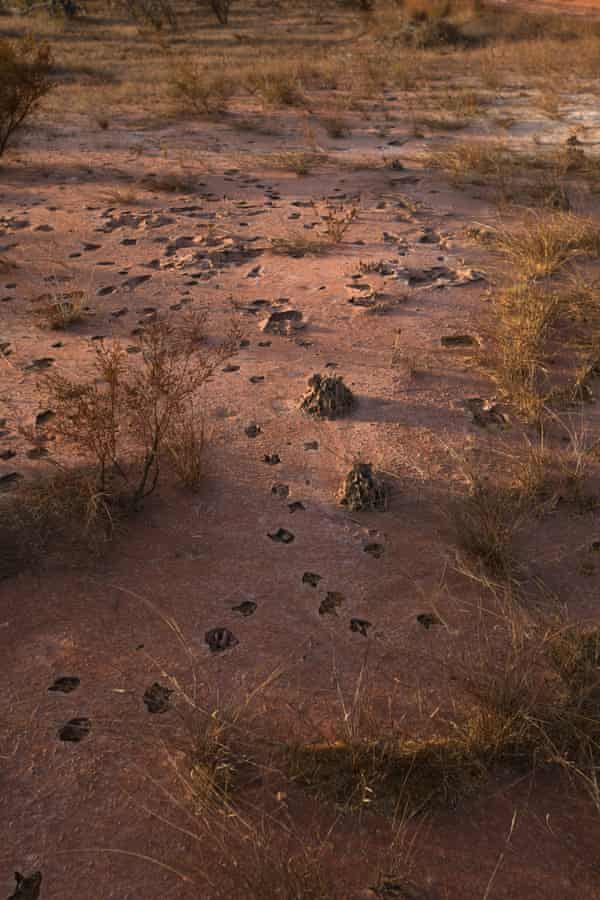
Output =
[{"x1": 300, "y1": 373, "x2": 355, "y2": 419}]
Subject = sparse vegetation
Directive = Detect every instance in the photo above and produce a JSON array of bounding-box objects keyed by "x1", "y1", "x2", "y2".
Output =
[{"x1": 0, "y1": 36, "x2": 52, "y2": 156}]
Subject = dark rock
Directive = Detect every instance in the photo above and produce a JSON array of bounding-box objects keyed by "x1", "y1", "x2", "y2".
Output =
[
  {"x1": 364, "y1": 543, "x2": 384, "y2": 559},
  {"x1": 417, "y1": 613, "x2": 441, "y2": 630},
  {"x1": 232, "y1": 600, "x2": 257, "y2": 617}
]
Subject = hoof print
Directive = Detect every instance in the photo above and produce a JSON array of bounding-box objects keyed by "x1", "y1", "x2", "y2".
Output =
[
  {"x1": 232, "y1": 600, "x2": 257, "y2": 617},
  {"x1": 48, "y1": 676, "x2": 80, "y2": 694},
  {"x1": 364, "y1": 542, "x2": 384, "y2": 559},
  {"x1": 58, "y1": 717, "x2": 91, "y2": 742},
  {"x1": 8, "y1": 871, "x2": 42, "y2": 900},
  {"x1": 350, "y1": 618, "x2": 372, "y2": 636},
  {"x1": 205, "y1": 627, "x2": 239, "y2": 653},
  {"x1": 302, "y1": 572, "x2": 321, "y2": 587},
  {"x1": 143, "y1": 681, "x2": 173, "y2": 714},
  {"x1": 268, "y1": 528, "x2": 295, "y2": 544},
  {"x1": 319, "y1": 591, "x2": 344, "y2": 616}
]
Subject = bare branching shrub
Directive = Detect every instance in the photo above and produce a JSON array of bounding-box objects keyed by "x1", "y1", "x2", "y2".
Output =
[
  {"x1": 0, "y1": 37, "x2": 53, "y2": 156},
  {"x1": 44, "y1": 316, "x2": 238, "y2": 508},
  {"x1": 312, "y1": 199, "x2": 359, "y2": 242}
]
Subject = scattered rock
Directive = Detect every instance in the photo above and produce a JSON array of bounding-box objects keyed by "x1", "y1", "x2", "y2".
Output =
[
  {"x1": 339, "y1": 463, "x2": 387, "y2": 512},
  {"x1": 249, "y1": 375, "x2": 265, "y2": 384},
  {"x1": 271, "y1": 482, "x2": 289, "y2": 497},
  {"x1": 58, "y1": 717, "x2": 91, "y2": 742},
  {"x1": 7, "y1": 871, "x2": 42, "y2": 900},
  {"x1": 319, "y1": 591, "x2": 344, "y2": 616},
  {"x1": 350, "y1": 617, "x2": 372, "y2": 636},
  {"x1": 264, "y1": 453, "x2": 281, "y2": 465},
  {"x1": 222, "y1": 364, "x2": 240, "y2": 373},
  {"x1": 48, "y1": 676, "x2": 80, "y2": 693},
  {"x1": 205, "y1": 628, "x2": 239, "y2": 652},
  {"x1": 35, "y1": 409, "x2": 55, "y2": 426},
  {"x1": 143, "y1": 682, "x2": 173, "y2": 714},
  {"x1": 303, "y1": 440, "x2": 319, "y2": 451},
  {"x1": 245, "y1": 423, "x2": 261, "y2": 438},
  {"x1": 300, "y1": 373, "x2": 355, "y2": 419},
  {"x1": 268, "y1": 527, "x2": 295, "y2": 544},
  {"x1": 288, "y1": 501, "x2": 305, "y2": 513}
]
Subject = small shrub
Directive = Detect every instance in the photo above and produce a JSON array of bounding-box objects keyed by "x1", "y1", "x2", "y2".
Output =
[
  {"x1": 312, "y1": 199, "x2": 359, "y2": 242},
  {"x1": 44, "y1": 315, "x2": 238, "y2": 509},
  {"x1": 170, "y1": 60, "x2": 235, "y2": 114},
  {"x1": 0, "y1": 37, "x2": 53, "y2": 156}
]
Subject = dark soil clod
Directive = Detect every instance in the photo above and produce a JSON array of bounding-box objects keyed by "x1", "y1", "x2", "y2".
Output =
[
  {"x1": 339, "y1": 462, "x2": 387, "y2": 512},
  {"x1": 48, "y1": 676, "x2": 80, "y2": 694},
  {"x1": 205, "y1": 627, "x2": 239, "y2": 652},
  {"x1": 58, "y1": 717, "x2": 91, "y2": 742},
  {"x1": 7, "y1": 871, "x2": 42, "y2": 900},
  {"x1": 300, "y1": 373, "x2": 355, "y2": 419},
  {"x1": 143, "y1": 681, "x2": 173, "y2": 714}
]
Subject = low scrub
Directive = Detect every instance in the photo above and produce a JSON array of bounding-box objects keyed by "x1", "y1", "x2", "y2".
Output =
[{"x1": 0, "y1": 36, "x2": 53, "y2": 156}]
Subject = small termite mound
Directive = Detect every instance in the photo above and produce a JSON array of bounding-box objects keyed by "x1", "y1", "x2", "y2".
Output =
[
  {"x1": 339, "y1": 462, "x2": 387, "y2": 512},
  {"x1": 300, "y1": 373, "x2": 355, "y2": 419}
]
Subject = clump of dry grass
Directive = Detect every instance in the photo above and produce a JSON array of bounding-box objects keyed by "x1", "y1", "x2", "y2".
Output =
[
  {"x1": 495, "y1": 213, "x2": 600, "y2": 280},
  {"x1": 33, "y1": 291, "x2": 85, "y2": 329},
  {"x1": 289, "y1": 614, "x2": 600, "y2": 817}
]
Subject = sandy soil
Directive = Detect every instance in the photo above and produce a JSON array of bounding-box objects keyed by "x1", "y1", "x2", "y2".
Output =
[{"x1": 2, "y1": 3, "x2": 600, "y2": 898}]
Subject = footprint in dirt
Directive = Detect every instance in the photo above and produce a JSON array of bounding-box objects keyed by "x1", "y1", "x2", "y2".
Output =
[
  {"x1": 7, "y1": 871, "x2": 42, "y2": 900},
  {"x1": 48, "y1": 676, "x2": 80, "y2": 693},
  {"x1": 232, "y1": 600, "x2": 257, "y2": 617},
  {"x1": 143, "y1": 682, "x2": 173, "y2": 714},
  {"x1": 58, "y1": 718, "x2": 91, "y2": 742},
  {"x1": 319, "y1": 592, "x2": 344, "y2": 616},
  {"x1": 205, "y1": 628, "x2": 239, "y2": 653},
  {"x1": 417, "y1": 613, "x2": 442, "y2": 630},
  {"x1": 268, "y1": 528, "x2": 295, "y2": 544},
  {"x1": 350, "y1": 618, "x2": 372, "y2": 637},
  {"x1": 302, "y1": 572, "x2": 321, "y2": 587}
]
